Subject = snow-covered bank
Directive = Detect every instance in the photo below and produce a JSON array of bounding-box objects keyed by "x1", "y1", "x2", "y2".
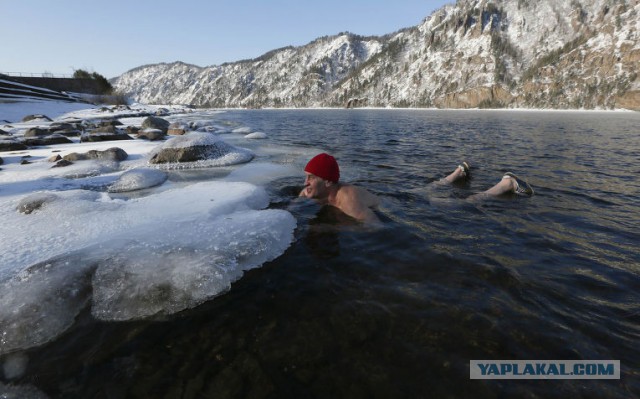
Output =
[
  {"x1": 0, "y1": 99, "x2": 98, "y2": 123},
  {"x1": 0, "y1": 101, "x2": 299, "y2": 361}
]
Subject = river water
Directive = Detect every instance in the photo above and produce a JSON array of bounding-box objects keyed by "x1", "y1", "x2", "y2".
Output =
[{"x1": 6, "y1": 109, "x2": 640, "y2": 398}]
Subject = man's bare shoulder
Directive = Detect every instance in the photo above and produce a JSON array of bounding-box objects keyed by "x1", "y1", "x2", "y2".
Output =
[{"x1": 335, "y1": 183, "x2": 379, "y2": 209}]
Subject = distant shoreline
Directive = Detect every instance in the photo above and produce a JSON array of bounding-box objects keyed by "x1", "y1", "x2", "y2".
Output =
[{"x1": 1, "y1": 100, "x2": 637, "y2": 124}]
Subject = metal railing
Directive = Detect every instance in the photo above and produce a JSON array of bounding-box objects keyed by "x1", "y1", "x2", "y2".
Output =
[{"x1": 1, "y1": 72, "x2": 74, "y2": 78}]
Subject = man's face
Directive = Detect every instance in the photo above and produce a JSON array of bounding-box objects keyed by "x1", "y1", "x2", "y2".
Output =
[{"x1": 302, "y1": 172, "x2": 329, "y2": 200}]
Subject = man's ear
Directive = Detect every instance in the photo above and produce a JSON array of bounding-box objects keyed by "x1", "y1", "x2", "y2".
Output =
[{"x1": 324, "y1": 180, "x2": 334, "y2": 188}]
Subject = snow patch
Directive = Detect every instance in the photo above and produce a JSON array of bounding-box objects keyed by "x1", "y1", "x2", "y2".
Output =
[{"x1": 107, "y1": 168, "x2": 168, "y2": 192}]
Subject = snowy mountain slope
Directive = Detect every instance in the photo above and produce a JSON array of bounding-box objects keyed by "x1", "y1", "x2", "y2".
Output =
[
  {"x1": 113, "y1": 0, "x2": 640, "y2": 110},
  {"x1": 115, "y1": 34, "x2": 383, "y2": 108}
]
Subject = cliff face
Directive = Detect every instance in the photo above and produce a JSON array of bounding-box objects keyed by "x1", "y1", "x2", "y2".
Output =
[{"x1": 114, "y1": 0, "x2": 640, "y2": 110}]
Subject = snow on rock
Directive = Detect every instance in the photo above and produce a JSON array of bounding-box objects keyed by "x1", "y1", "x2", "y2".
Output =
[
  {"x1": 148, "y1": 132, "x2": 254, "y2": 166},
  {"x1": 58, "y1": 160, "x2": 121, "y2": 179},
  {"x1": 107, "y1": 168, "x2": 168, "y2": 192}
]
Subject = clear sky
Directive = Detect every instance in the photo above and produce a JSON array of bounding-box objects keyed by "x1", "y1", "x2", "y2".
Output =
[{"x1": 1, "y1": 0, "x2": 451, "y2": 79}]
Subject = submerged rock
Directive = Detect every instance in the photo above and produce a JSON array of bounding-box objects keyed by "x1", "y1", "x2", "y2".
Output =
[
  {"x1": 0, "y1": 252, "x2": 97, "y2": 355},
  {"x1": 17, "y1": 193, "x2": 59, "y2": 214},
  {"x1": 0, "y1": 382, "x2": 48, "y2": 399},
  {"x1": 3, "y1": 352, "x2": 29, "y2": 379}
]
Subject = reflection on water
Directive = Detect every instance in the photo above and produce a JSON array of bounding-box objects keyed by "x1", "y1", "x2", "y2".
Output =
[{"x1": 4, "y1": 110, "x2": 640, "y2": 398}]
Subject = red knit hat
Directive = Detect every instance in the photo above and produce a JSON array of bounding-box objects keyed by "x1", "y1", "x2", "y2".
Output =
[{"x1": 304, "y1": 153, "x2": 340, "y2": 183}]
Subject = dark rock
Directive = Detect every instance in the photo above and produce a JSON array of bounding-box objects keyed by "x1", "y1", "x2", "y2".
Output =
[
  {"x1": 168, "y1": 122, "x2": 187, "y2": 135},
  {"x1": 21, "y1": 114, "x2": 52, "y2": 122},
  {"x1": 63, "y1": 147, "x2": 128, "y2": 162},
  {"x1": 150, "y1": 145, "x2": 211, "y2": 163},
  {"x1": 142, "y1": 116, "x2": 170, "y2": 133},
  {"x1": 80, "y1": 132, "x2": 133, "y2": 142},
  {"x1": 48, "y1": 154, "x2": 62, "y2": 162},
  {"x1": 98, "y1": 120, "x2": 123, "y2": 127},
  {"x1": 20, "y1": 159, "x2": 32, "y2": 165},
  {"x1": 148, "y1": 133, "x2": 253, "y2": 165},
  {"x1": 0, "y1": 140, "x2": 27, "y2": 152},
  {"x1": 0, "y1": 156, "x2": 3, "y2": 165},
  {"x1": 53, "y1": 129, "x2": 82, "y2": 137},
  {"x1": 126, "y1": 126, "x2": 140, "y2": 135},
  {"x1": 137, "y1": 129, "x2": 165, "y2": 141},
  {"x1": 51, "y1": 159, "x2": 74, "y2": 168},
  {"x1": 23, "y1": 127, "x2": 51, "y2": 137},
  {"x1": 91, "y1": 125, "x2": 119, "y2": 134},
  {"x1": 167, "y1": 127, "x2": 186, "y2": 135},
  {"x1": 0, "y1": 140, "x2": 29, "y2": 152},
  {"x1": 21, "y1": 134, "x2": 73, "y2": 146},
  {"x1": 49, "y1": 122, "x2": 75, "y2": 132}
]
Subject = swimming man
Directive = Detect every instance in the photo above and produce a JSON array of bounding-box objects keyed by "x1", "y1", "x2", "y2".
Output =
[
  {"x1": 299, "y1": 153, "x2": 380, "y2": 223},
  {"x1": 299, "y1": 154, "x2": 534, "y2": 223}
]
